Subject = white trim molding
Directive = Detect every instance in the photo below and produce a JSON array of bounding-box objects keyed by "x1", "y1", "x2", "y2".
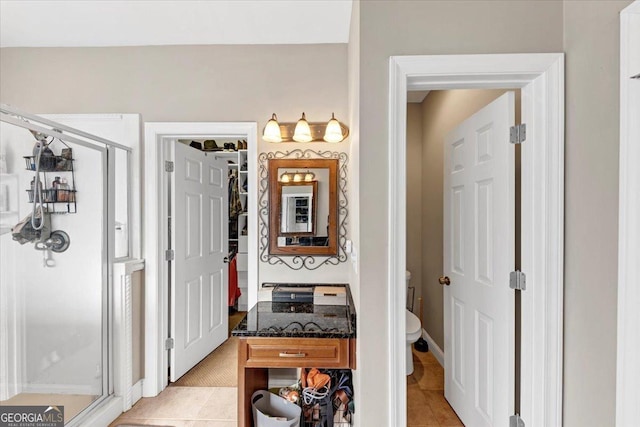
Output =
[
  {"x1": 113, "y1": 259, "x2": 145, "y2": 412},
  {"x1": 617, "y1": 2, "x2": 640, "y2": 425},
  {"x1": 421, "y1": 329, "x2": 444, "y2": 368},
  {"x1": 388, "y1": 53, "x2": 564, "y2": 427},
  {"x1": 143, "y1": 122, "x2": 258, "y2": 397}
]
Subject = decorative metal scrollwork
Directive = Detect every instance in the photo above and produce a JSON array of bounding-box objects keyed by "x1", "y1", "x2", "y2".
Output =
[
  {"x1": 261, "y1": 321, "x2": 341, "y2": 334},
  {"x1": 259, "y1": 149, "x2": 348, "y2": 270}
]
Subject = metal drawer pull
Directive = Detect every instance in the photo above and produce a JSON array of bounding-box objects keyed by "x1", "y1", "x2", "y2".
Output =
[{"x1": 279, "y1": 352, "x2": 306, "y2": 358}]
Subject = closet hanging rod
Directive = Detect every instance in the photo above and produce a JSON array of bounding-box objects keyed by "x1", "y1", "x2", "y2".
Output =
[{"x1": 1, "y1": 103, "x2": 131, "y2": 152}]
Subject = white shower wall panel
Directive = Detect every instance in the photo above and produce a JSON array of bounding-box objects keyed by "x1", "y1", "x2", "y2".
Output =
[{"x1": 0, "y1": 122, "x2": 104, "y2": 396}]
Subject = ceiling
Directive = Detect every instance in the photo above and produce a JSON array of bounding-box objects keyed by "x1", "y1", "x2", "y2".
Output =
[
  {"x1": 0, "y1": 0, "x2": 353, "y2": 48},
  {"x1": 407, "y1": 90, "x2": 430, "y2": 103}
]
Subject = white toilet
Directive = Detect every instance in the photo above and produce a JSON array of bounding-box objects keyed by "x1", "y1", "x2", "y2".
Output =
[{"x1": 405, "y1": 271, "x2": 422, "y2": 375}]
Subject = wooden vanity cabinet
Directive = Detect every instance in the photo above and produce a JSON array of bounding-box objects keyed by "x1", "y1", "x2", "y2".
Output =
[{"x1": 237, "y1": 337, "x2": 356, "y2": 427}]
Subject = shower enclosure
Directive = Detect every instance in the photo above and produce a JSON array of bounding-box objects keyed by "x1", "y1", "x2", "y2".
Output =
[{"x1": 0, "y1": 105, "x2": 133, "y2": 425}]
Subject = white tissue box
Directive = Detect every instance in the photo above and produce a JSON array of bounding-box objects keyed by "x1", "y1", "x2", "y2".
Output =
[{"x1": 313, "y1": 286, "x2": 347, "y2": 305}]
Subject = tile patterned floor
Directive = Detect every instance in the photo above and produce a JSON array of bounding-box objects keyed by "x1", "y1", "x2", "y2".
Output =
[
  {"x1": 408, "y1": 348, "x2": 464, "y2": 427},
  {"x1": 110, "y1": 347, "x2": 461, "y2": 427},
  {"x1": 109, "y1": 386, "x2": 236, "y2": 427}
]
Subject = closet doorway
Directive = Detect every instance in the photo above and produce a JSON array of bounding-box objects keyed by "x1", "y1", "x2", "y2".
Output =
[
  {"x1": 143, "y1": 122, "x2": 258, "y2": 397},
  {"x1": 168, "y1": 141, "x2": 229, "y2": 381}
]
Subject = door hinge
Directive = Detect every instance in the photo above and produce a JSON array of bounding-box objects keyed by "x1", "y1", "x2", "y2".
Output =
[
  {"x1": 165, "y1": 337, "x2": 174, "y2": 350},
  {"x1": 165, "y1": 160, "x2": 174, "y2": 172},
  {"x1": 165, "y1": 249, "x2": 174, "y2": 261},
  {"x1": 510, "y1": 124, "x2": 526, "y2": 144},
  {"x1": 510, "y1": 270, "x2": 526, "y2": 291},
  {"x1": 510, "y1": 414, "x2": 525, "y2": 427}
]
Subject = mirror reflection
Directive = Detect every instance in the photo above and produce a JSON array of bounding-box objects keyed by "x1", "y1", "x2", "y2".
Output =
[
  {"x1": 268, "y1": 158, "x2": 338, "y2": 256},
  {"x1": 279, "y1": 181, "x2": 318, "y2": 235}
]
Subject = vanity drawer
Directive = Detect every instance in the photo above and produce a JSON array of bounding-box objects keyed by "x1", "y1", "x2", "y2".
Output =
[{"x1": 242, "y1": 338, "x2": 349, "y2": 368}]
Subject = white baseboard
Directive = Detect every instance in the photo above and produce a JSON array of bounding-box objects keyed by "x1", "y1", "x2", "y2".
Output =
[
  {"x1": 131, "y1": 380, "x2": 143, "y2": 406},
  {"x1": 422, "y1": 329, "x2": 444, "y2": 368}
]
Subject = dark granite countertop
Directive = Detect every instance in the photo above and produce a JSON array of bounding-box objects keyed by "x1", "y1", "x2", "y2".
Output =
[{"x1": 232, "y1": 283, "x2": 356, "y2": 339}]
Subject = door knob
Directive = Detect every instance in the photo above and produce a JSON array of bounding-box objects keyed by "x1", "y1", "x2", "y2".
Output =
[
  {"x1": 439, "y1": 276, "x2": 451, "y2": 286},
  {"x1": 223, "y1": 257, "x2": 230, "y2": 263}
]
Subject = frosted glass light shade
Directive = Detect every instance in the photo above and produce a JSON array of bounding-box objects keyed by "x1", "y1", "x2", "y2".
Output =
[
  {"x1": 280, "y1": 172, "x2": 290, "y2": 182},
  {"x1": 293, "y1": 172, "x2": 303, "y2": 182},
  {"x1": 304, "y1": 172, "x2": 315, "y2": 182},
  {"x1": 323, "y1": 113, "x2": 344, "y2": 142},
  {"x1": 293, "y1": 112, "x2": 312, "y2": 142},
  {"x1": 263, "y1": 113, "x2": 282, "y2": 142}
]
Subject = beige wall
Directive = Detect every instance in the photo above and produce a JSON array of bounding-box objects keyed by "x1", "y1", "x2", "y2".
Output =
[
  {"x1": 563, "y1": 2, "x2": 629, "y2": 425},
  {"x1": 416, "y1": 89, "x2": 511, "y2": 349},
  {"x1": 0, "y1": 45, "x2": 347, "y2": 123},
  {"x1": 346, "y1": 0, "x2": 361, "y2": 420},
  {"x1": 405, "y1": 103, "x2": 423, "y2": 313},
  {"x1": 0, "y1": 43, "x2": 351, "y2": 288}
]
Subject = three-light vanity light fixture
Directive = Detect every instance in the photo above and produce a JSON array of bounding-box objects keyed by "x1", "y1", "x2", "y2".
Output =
[
  {"x1": 263, "y1": 112, "x2": 349, "y2": 143},
  {"x1": 279, "y1": 170, "x2": 316, "y2": 183}
]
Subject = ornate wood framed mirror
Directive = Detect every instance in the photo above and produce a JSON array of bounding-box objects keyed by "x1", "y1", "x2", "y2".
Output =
[{"x1": 268, "y1": 158, "x2": 338, "y2": 256}]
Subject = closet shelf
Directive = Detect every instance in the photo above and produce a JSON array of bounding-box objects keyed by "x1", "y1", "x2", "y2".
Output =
[{"x1": 216, "y1": 151, "x2": 241, "y2": 158}]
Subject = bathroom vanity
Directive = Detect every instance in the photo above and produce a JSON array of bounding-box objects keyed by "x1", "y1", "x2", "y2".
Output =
[{"x1": 232, "y1": 284, "x2": 356, "y2": 427}]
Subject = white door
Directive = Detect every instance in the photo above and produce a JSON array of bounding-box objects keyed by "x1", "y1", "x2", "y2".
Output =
[
  {"x1": 170, "y1": 141, "x2": 228, "y2": 381},
  {"x1": 443, "y1": 92, "x2": 516, "y2": 426}
]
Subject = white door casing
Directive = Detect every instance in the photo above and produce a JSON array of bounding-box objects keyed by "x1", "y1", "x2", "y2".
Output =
[
  {"x1": 170, "y1": 141, "x2": 228, "y2": 381},
  {"x1": 388, "y1": 54, "x2": 564, "y2": 427},
  {"x1": 143, "y1": 122, "x2": 257, "y2": 396},
  {"x1": 443, "y1": 92, "x2": 515, "y2": 427},
  {"x1": 617, "y1": 2, "x2": 640, "y2": 425}
]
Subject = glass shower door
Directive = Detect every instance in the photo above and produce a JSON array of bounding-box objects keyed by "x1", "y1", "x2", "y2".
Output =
[{"x1": 0, "y1": 120, "x2": 108, "y2": 425}]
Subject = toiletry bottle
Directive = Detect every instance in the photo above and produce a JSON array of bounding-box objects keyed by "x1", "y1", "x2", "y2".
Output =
[
  {"x1": 52, "y1": 177, "x2": 61, "y2": 202},
  {"x1": 57, "y1": 177, "x2": 66, "y2": 202},
  {"x1": 30, "y1": 177, "x2": 43, "y2": 192},
  {"x1": 40, "y1": 145, "x2": 54, "y2": 170},
  {"x1": 59, "y1": 178, "x2": 71, "y2": 202}
]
